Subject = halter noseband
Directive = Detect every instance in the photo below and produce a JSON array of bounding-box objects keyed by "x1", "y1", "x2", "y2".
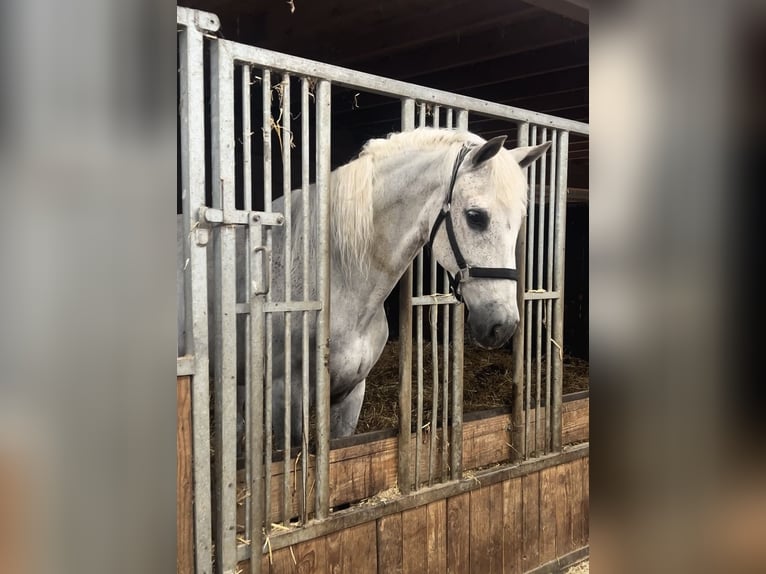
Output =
[{"x1": 428, "y1": 144, "x2": 520, "y2": 301}]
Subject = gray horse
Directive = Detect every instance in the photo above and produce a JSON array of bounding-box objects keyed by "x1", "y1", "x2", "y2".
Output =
[{"x1": 178, "y1": 128, "x2": 549, "y2": 449}]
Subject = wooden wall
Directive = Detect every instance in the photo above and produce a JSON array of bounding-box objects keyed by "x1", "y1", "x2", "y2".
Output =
[
  {"x1": 177, "y1": 376, "x2": 194, "y2": 574},
  {"x1": 239, "y1": 454, "x2": 588, "y2": 574},
  {"x1": 240, "y1": 397, "x2": 589, "y2": 525}
]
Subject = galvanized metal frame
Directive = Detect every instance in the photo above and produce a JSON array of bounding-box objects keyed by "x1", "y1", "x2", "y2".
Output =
[
  {"x1": 177, "y1": 7, "x2": 580, "y2": 571},
  {"x1": 176, "y1": 7, "x2": 218, "y2": 574}
]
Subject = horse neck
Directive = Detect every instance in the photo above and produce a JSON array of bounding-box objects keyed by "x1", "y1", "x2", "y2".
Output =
[{"x1": 342, "y1": 149, "x2": 450, "y2": 311}]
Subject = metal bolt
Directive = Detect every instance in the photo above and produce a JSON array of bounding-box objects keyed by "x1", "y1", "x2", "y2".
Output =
[
  {"x1": 253, "y1": 214, "x2": 260, "y2": 222},
  {"x1": 276, "y1": 215, "x2": 284, "y2": 224}
]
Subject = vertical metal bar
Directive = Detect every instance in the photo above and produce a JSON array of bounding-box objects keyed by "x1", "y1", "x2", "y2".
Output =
[
  {"x1": 432, "y1": 105, "x2": 440, "y2": 127},
  {"x1": 456, "y1": 109, "x2": 468, "y2": 132},
  {"x1": 280, "y1": 73, "x2": 293, "y2": 525},
  {"x1": 314, "y1": 79, "x2": 332, "y2": 518},
  {"x1": 525, "y1": 127, "x2": 537, "y2": 456},
  {"x1": 210, "y1": 39, "x2": 237, "y2": 574},
  {"x1": 398, "y1": 97, "x2": 415, "y2": 495},
  {"x1": 300, "y1": 78, "x2": 311, "y2": 524},
  {"x1": 450, "y1": 304, "x2": 464, "y2": 480},
  {"x1": 551, "y1": 130, "x2": 569, "y2": 452},
  {"x1": 248, "y1": 217, "x2": 265, "y2": 574},
  {"x1": 511, "y1": 122, "x2": 529, "y2": 463},
  {"x1": 535, "y1": 128, "x2": 547, "y2": 454},
  {"x1": 545, "y1": 131, "x2": 557, "y2": 453},
  {"x1": 415, "y1": 250, "x2": 423, "y2": 488},
  {"x1": 441, "y1": 339, "x2": 450, "y2": 481},
  {"x1": 418, "y1": 103, "x2": 426, "y2": 128},
  {"x1": 241, "y1": 63, "x2": 253, "y2": 545},
  {"x1": 441, "y1": 256, "x2": 450, "y2": 481},
  {"x1": 428, "y1": 236, "x2": 439, "y2": 485},
  {"x1": 446, "y1": 108, "x2": 453, "y2": 129},
  {"x1": 261, "y1": 68, "x2": 273, "y2": 529},
  {"x1": 178, "y1": 23, "x2": 212, "y2": 574}
]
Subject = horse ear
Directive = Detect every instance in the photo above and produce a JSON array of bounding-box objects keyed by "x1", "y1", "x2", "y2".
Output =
[
  {"x1": 510, "y1": 141, "x2": 552, "y2": 169},
  {"x1": 470, "y1": 135, "x2": 507, "y2": 167}
]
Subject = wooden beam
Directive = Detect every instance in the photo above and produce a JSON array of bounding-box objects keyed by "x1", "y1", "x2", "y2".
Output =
[
  {"x1": 323, "y1": 2, "x2": 534, "y2": 66},
  {"x1": 519, "y1": 0, "x2": 590, "y2": 24},
  {"x1": 351, "y1": 11, "x2": 588, "y2": 80}
]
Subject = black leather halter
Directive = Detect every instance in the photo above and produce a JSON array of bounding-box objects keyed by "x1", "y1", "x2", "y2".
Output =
[{"x1": 428, "y1": 144, "x2": 520, "y2": 301}]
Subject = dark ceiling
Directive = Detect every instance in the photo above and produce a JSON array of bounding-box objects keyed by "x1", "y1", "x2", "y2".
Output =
[{"x1": 180, "y1": 0, "x2": 589, "y2": 190}]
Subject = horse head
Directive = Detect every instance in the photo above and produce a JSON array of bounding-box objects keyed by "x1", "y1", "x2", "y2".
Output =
[{"x1": 430, "y1": 135, "x2": 550, "y2": 349}]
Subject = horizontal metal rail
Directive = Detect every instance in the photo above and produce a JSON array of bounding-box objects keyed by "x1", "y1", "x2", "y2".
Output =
[
  {"x1": 235, "y1": 301, "x2": 323, "y2": 314},
  {"x1": 220, "y1": 39, "x2": 589, "y2": 136},
  {"x1": 411, "y1": 294, "x2": 460, "y2": 306},
  {"x1": 523, "y1": 291, "x2": 561, "y2": 301}
]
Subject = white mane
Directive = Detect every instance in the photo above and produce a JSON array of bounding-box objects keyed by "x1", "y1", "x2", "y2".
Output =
[{"x1": 330, "y1": 127, "x2": 528, "y2": 277}]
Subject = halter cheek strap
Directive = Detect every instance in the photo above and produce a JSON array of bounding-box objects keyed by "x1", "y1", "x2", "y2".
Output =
[{"x1": 428, "y1": 144, "x2": 520, "y2": 301}]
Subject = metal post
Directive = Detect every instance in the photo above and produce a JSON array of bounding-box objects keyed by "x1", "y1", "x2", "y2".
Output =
[
  {"x1": 545, "y1": 131, "x2": 557, "y2": 453},
  {"x1": 415, "y1": 250, "x2": 423, "y2": 488},
  {"x1": 178, "y1": 19, "x2": 213, "y2": 574},
  {"x1": 261, "y1": 68, "x2": 274, "y2": 530},
  {"x1": 535, "y1": 128, "x2": 547, "y2": 455},
  {"x1": 551, "y1": 130, "x2": 569, "y2": 451},
  {"x1": 280, "y1": 73, "x2": 293, "y2": 525},
  {"x1": 241, "y1": 61, "x2": 254, "y2": 553},
  {"x1": 210, "y1": 39, "x2": 237, "y2": 574},
  {"x1": 314, "y1": 79, "x2": 332, "y2": 518},
  {"x1": 525, "y1": 126, "x2": 537, "y2": 456},
  {"x1": 450, "y1": 304, "x2": 464, "y2": 480},
  {"x1": 398, "y1": 97, "x2": 415, "y2": 495},
  {"x1": 511, "y1": 122, "x2": 529, "y2": 463},
  {"x1": 456, "y1": 109, "x2": 468, "y2": 132},
  {"x1": 300, "y1": 77, "x2": 311, "y2": 524}
]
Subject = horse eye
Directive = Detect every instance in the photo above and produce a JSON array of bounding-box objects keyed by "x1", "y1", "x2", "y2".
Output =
[{"x1": 464, "y1": 209, "x2": 489, "y2": 231}]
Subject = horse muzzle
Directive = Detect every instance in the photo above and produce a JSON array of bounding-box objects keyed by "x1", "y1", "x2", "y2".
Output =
[{"x1": 467, "y1": 307, "x2": 519, "y2": 349}]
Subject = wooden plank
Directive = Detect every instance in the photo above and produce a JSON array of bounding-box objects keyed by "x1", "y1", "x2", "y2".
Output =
[
  {"x1": 468, "y1": 482, "x2": 504, "y2": 573},
  {"x1": 326, "y1": 530, "x2": 343, "y2": 573},
  {"x1": 538, "y1": 467, "x2": 557, "y2": 564},
  {"x1": 522, "y1": 472, "x2": 541, "y2": 571},
  {"x1": 245, "y1": 445, "x2": 589, "y2": 556},
  {"x1": 268, "y1": 547, "x2": 296, "y2": 574},
  {"x1": 427, "y1": 500, "x2": 447, "y2": 574},
  {"x1": 176, "y1": 376, "x2": 194, "y2": 574},
  {"x1": 253, "y1": 400, "x2": 589, "y2": 522},
  {"x1": 503, "y1": 478, "x2": 523, "y2": 574},
  {"x1": 446, "y1": 492, "x2": 470, "y2": 574},
  {"x1": 292, "y1": 538, "x2": 327, "y2": 574},
  {"x1": 561, "y1": 400, "x2": 589, "y2": 445},
  {"x1": 554, "y1": 461, "x2": 573, "y2": 557},
  {"x1": 402, "y1": 506, "x2": 428, "y2": 574},
  {"x1": 582, "y1": 456, "x2": 589, "y2": 543},
  {"x1": 377, "y1": 514, "x2": 403, "y2": 574},
  {"x1": 342, "y1": 522, "x2": 378, "y2": 574},
  {"x1": 488, "y1": 482, "x2": 505, "y2": 573},
  {"x1": 570, "y1": 459, "x2": 585, "y2": 549},
  {"x1": 470, "y1": 486, "x2": 492, "y2": 573}
]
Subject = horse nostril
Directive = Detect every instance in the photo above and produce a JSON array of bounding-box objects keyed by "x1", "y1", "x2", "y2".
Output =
[{"x1": 492, "y1": 323, "x2": 504, "y2": 339}]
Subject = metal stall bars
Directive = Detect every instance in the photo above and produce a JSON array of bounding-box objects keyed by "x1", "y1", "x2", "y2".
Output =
[
  {"x1": 178, "y1": 7, "x2": 588, "y2": 569},
  {"x1": 176, "y1": 7, "x2": 218, "y2": 574},
  {"x1": 516, "y1": 125, "x2": 569, "y2": 458},
  {"x1": 203, "y1": 37, "x2": 334, "y2": 574}
]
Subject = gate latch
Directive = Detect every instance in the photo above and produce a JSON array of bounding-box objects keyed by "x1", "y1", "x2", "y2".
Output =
[{"x1": 198, "y1": 206, "x2": 284, "y2": 227}]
